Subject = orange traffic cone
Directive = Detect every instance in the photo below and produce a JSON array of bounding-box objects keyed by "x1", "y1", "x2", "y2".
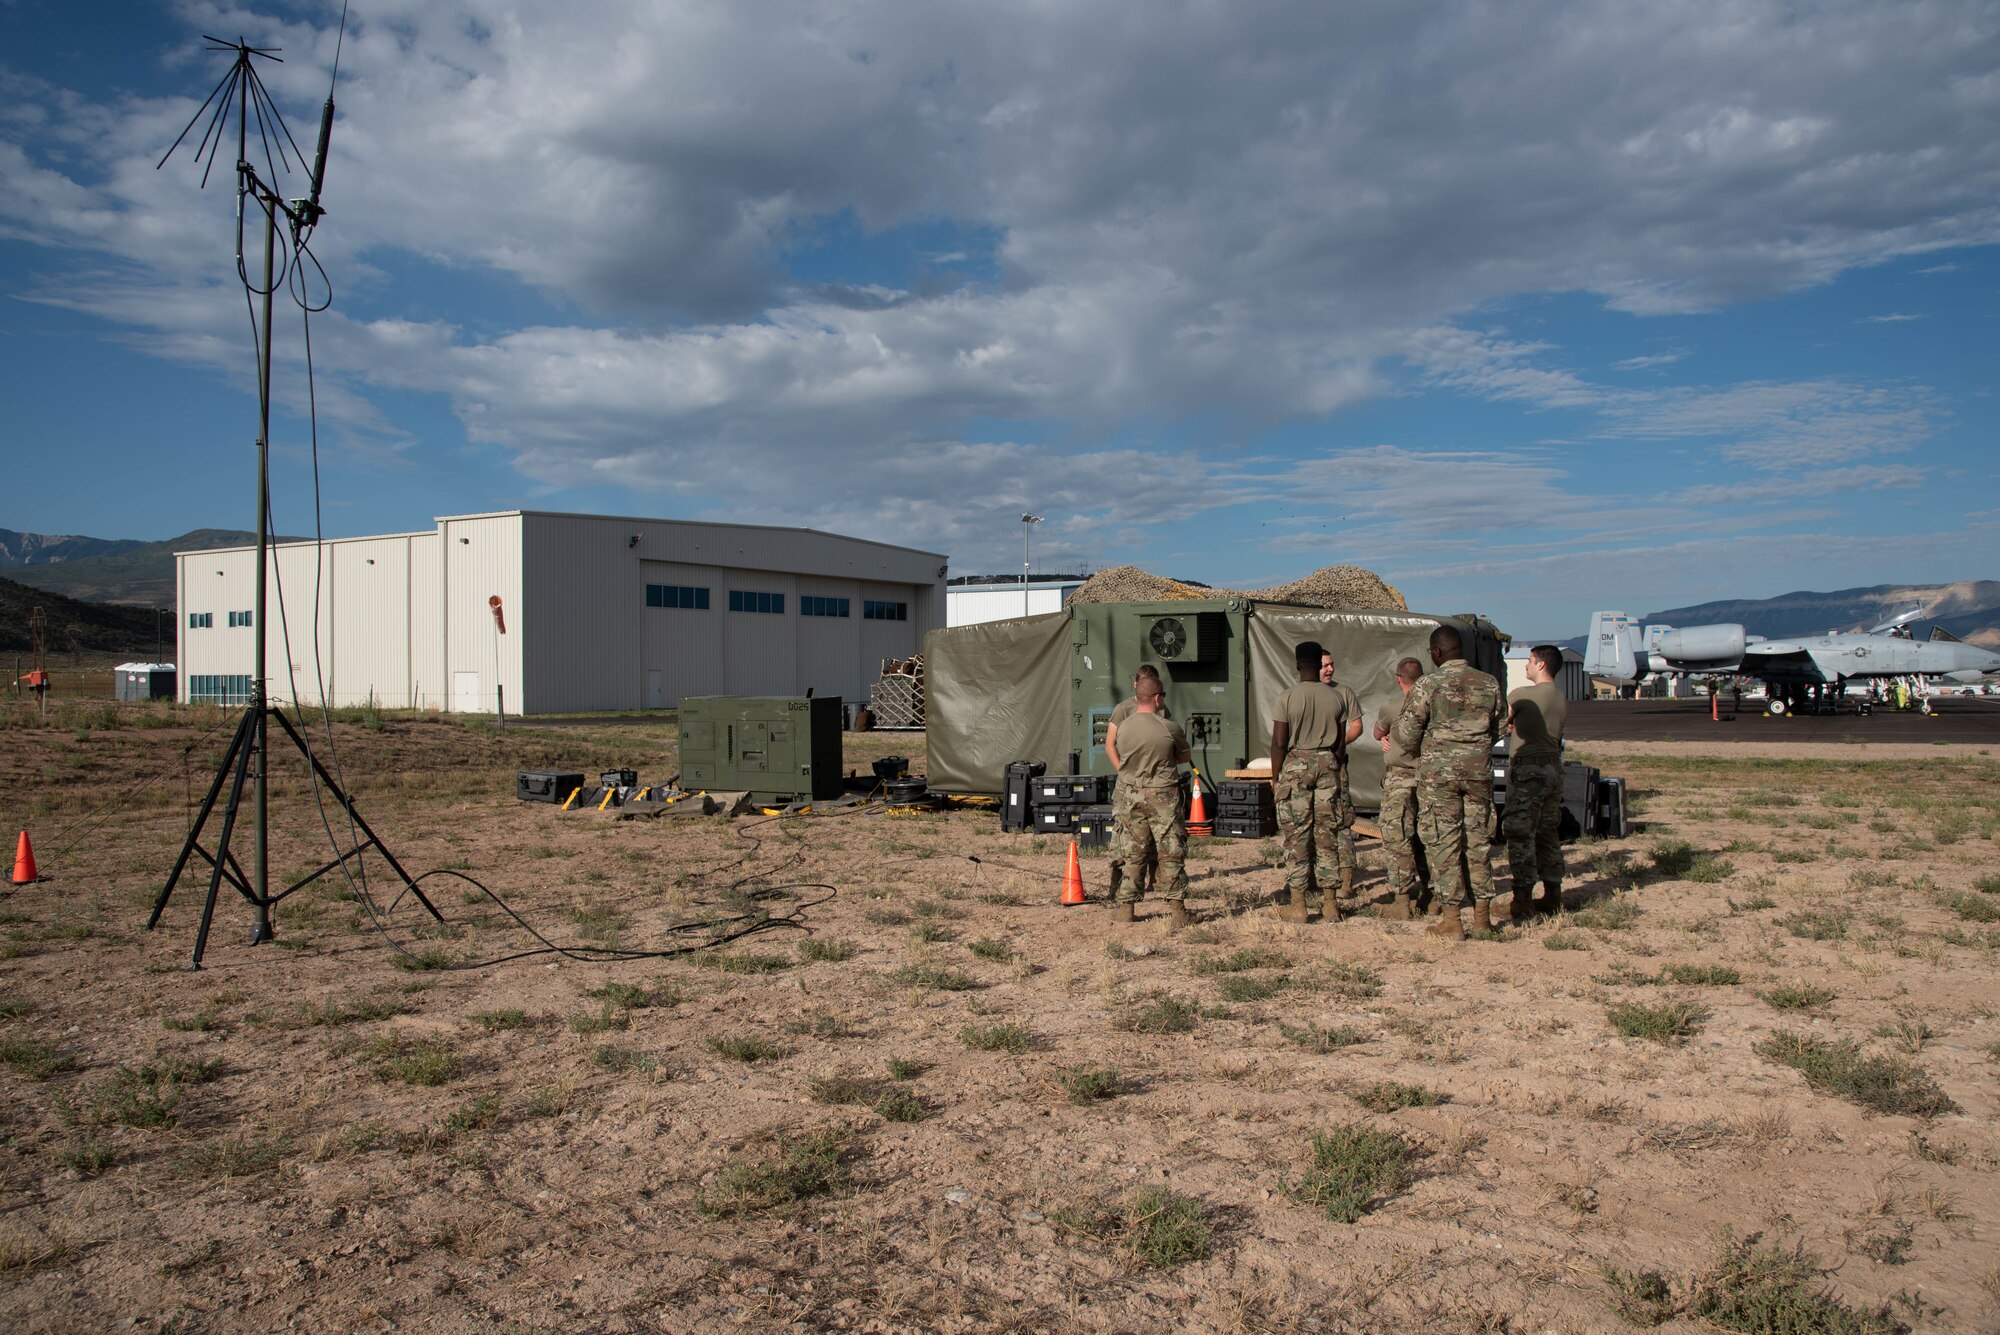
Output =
[
  {"x1": 1188, "y1": 771, "x2": 1212, "y2": 837},
  {"x1": 11, "y1": 831, "x2": 37, "y2": 885},
  {"x1": 1711, "y1": 690, "x2": 1720, "y2": 722},
  {"x1": 1061, "y1": 839, "x2": 1087, "y2": 906}
]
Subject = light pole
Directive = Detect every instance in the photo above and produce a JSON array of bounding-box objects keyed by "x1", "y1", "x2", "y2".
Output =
[{"x1": 1021, "y1": 514, "x2": 1042, "y2": 616}]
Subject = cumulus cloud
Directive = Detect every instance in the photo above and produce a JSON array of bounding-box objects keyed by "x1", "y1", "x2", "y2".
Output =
[{"x1": 1, "y1": 0, "x2": 1996, "y2": 570}]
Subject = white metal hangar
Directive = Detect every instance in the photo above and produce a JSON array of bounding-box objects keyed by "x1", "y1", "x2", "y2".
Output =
[{"x1": 175, "y1": 510, "x2": 947, "y2": 715}]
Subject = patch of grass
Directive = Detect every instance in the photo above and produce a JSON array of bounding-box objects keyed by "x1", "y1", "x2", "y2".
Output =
[
  {"x1": 1055, "y1": 1065, "x2": 1123, "y2": 1104},
  {"x1": 1872, "y1": 1019, "x2": 1935, "y2": 1053},
  {"x1": 1757, "y1": 983, "x2": 1835, "y2": 1012},
  {"x1": 1755, "y1": 1031, "x2": 1957, "y2": 1119},
  {"x1": 1570, "y1": 897, "x2": 1639, "y2": 931},
  {"x1": 1661, "y1": 963, "x2": 1741, "y2": 986},
  {"x1": 1731, "y1": 892, "x2": 1779, "y2": 912},
  {"x1": 1599, "y1": 1263, "x2": 1677, "y2": 1327},
  {"x1": 1052, "y1": 1187, "x2": 1212, "y2": 1270},
  {"x1": 959, "y1": 1021, "x2": 1033, "y2": 1053},
  {"x1": 862, "y1": 908, "x2": 910, "y2": 926},
  {"x1": 1935, "y1": 890, "x2": 2000, "y2": 923},
  {"x1": 705, "y1": 1033, "x2": 783, "y2": 1063},
  {"x1": 0, "y1": 997, "x2": 29, "y2": 1020},
  {"x1": 1543, "y1": 929, "x2": 1589, "y2": 951},
  {"x1": 1119, "y1": 993, "x2": 1201, "y2": 1034},
  {"x1": 1974, "y1": 873, "x2": 2000, "y2": 895},
  {"x1": 965, "y1": 937, "x2": 1014, "y2": 962},
  {"x1": 871, "y1": 1087, "x2": 931, "y2": 1122},
  {"x1": 0, "y1": 1036, "x2": 74, "y2": 1080},
  {"x1": 1780, "y1": 909, "x2": 1847, "y2": 942},
  {"x1": 161, "y1": 1011, "x2": 219, "y2": 1033},
  {"x1": 181, "y1": 1134, "x2": 288, "y2": 1178},
  {"x1": 57, "y1": 1137, "x2": 114, "y2": 1177},
  {"x1": 885, "y1": 1057, "x2": 931, "y2": 1080},
  {"x1": 1218, "y1": 973, "x2": 1291, "y2": 1002},
  {"x1": 569, "y1": 1002, "x2": 629, "y2": 1035},
  {"x1": 590, "y1": 1045, "x2": 664, "y2": 1077},
  {"x1": 1607, "y1": 1000, "x2": 1707, "y2": 1043},
  {"x1": 889, "y1": 962, "x2": 979, "y2": 991},
  {"x1": 586, "y1": 981, "x2": 671, "y2": 1009},
  {"x1": 797, "y1": 938, "x2": 858, "y2": 963},
  {"x1": 1687, "y1": 1232, "x2": 1898, "y2": 1334},
  {"x1": 785, "y1": 1012, "x2": 858, "y2": 1040},
  {"x1": 389, "y1": 946, "x2": 457, "y2": 972},
  {"x1": 442, "y1": 1096, "x2": 502, "y2": 1135},
  {"x1": 1857, "y1": 1220, "x2": 1913, "y2": 1266},
  {"x1": 808, "y1": 1074, "x2": 886, "y2": 1106},
  {"x1": 696, "y1": 951, "x2": 794, "y2": 974},
  {"x1": 908, "y1": 922, "x2": 957, "y2": 944},
  {"x1": 1321, "y1": 961, "x2": 1383, "y2": 998},
  {"x1": 523, "y1": 1081, "x2": 576, "y2": 1117},
  {"x1": 1648, "y1": 839, "x2": 1698, "y2": 878},
  {"x1": 370, "y1": 1036, "x2": 463, "y2": 1087},
  {"x1": 567, "y1": 901, "x2": 627, "y2": 942},
  {"x1": 1281, "y1": 1121, "x2": 1417, "y2": 1223},
  {"x1": 1352, "y1": 1080, "x2": 1442, "y2": 1112},
  {"x1": 695, "y1": 1124, "x2": 852, "y2": 1217},
  {"x1": 1191, "y1": 947, "x2": 1291, "y2": 974},
  {"x1": 1276, "y1": 1021, "x2": 1365, "y2": 1052},
  {"x1": 471, "y1": 1008, "x2": 529, "y2": 1031},
  {"x1": 295, "y1": 994, "x2": 414, "y2": 1027}
]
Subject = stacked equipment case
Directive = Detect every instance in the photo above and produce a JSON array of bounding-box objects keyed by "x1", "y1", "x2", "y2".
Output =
[{"x1": 1213, "y1": 779, "x2": 1277, "y2": 839}]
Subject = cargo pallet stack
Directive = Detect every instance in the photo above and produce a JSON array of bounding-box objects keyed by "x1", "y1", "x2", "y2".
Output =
[{"x1": 868, "y1": 655, "x2": 926, "y2": 729}]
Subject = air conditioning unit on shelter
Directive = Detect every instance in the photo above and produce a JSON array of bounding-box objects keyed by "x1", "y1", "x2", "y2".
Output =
[{"x1": 1145, "y1": 613, "x2": 1226, "y2": 664}]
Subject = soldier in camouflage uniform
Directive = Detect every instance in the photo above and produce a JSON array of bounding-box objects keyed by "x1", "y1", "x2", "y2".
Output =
[
  {"x1": 1389, "y1": 625, "x2": 1503, "y2": 939},
  {"x1": 1104, "y1": 665, "x2": 1171, "y2": 904},
  {"x1": 1318, "y1": 651, "x2": 1367, "y2": 913},
  {"x1": 1270, "y1": 641, "x2": 1353, "y2": 922},
  {"x1": 1503, "y1": 644, "x2": 1568, "y2": 920},
  {"x1": 1371, "y1": 657, "x2": 1431, "y2": 918},
  {"x1": 1110, "y1": 676, "x2": 1192, "y2": 927}
]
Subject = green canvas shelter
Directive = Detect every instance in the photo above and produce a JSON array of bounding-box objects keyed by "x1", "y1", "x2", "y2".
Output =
[{"x1": 925, "y1": 600, "x2": 1507, "y2": 810}]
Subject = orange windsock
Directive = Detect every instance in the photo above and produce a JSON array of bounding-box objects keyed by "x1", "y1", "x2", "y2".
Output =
[
  {"x1": 1061, "y1": 839, "x2": 1087, "y2": 906},
  {"x1": 11, "y1": 831, "x2": 37, "y2": 885}
]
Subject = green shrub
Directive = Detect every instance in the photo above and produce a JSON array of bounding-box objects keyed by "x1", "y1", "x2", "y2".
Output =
[
  {"x1": 1119, "y1": 994, "x2": 1200, "y2": 1034},
  {"x1": 1607, "y1": 1000, "x2": 1707, "y2": 1043},
  {"x1": 1686, "y1": 1232, "x2": 1898, "y2": 1334},
  {"x1": 958, "y1": 1022, "x2": 1032, "y2": 1053},
  {"x1": 696, "y1": 1124, "x2": 852, "y2": 1217},
  {"x1": 1055, "y1": 1065, "x2": 1123, "y2": 1104},
  {"x1": 1352, "y1": 1081, "x2": 1441, "y2": 1112},
  {"x1": 1281, "y1": 1122, "x2": 1416, "y2": 1223},
  {"x1": 1754, "y1": 1031, "x2": 1956, "y2": 1119},
  {"x1": 705, "y1": 1034, "x2": 782, "y2": 1062},
  {"x1": 1757, "y1": 983, "x2": 1834, "y2": 1012},
  {"x1": 797, "y1": 938, "x2": 858, "y2": 963},
  {"x1": 1276, "y1": 1021, "x2": 1365, "y2": 1052},
  {"x1": 1052, "y1": 1187, "x2": 1211, "y2": 1269}
]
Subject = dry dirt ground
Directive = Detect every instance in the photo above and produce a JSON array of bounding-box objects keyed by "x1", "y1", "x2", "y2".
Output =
[{"x1": 1, "y1": 702, "x2": 1998, "y2": 1333}]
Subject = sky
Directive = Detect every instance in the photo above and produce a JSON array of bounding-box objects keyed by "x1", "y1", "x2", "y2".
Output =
[{"x1": 1, "y1": 1, "x2": 1996, "y2": 640}]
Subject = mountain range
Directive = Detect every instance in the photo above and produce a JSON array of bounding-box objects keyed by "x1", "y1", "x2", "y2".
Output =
[{"x1": 0, "y1": 528, "x2": 294, "y2": 608}]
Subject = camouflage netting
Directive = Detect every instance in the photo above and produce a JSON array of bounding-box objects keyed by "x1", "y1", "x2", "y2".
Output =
[{"x1": 1069, "y1": 563, "x2": 1406, "y2": 610}]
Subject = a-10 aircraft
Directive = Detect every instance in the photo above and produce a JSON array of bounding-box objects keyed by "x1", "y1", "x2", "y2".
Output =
[{"x1": 1583, "y1": 608, "x2": 2000, "y2": 715}]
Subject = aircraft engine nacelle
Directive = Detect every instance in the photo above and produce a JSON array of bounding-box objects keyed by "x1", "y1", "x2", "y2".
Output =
[{"x1": 1653, "y1": 624, "x2": 1746, "y2": 665}]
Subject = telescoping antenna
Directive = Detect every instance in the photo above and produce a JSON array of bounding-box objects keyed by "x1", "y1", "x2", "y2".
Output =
[{"x1": 149, "y1": 11, "x2": 441, "y2": 969}]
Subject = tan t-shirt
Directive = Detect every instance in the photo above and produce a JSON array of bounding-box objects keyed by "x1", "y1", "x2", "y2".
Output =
[
  {"x1": 1108, "y1": 694, "x2": 1172, "y2": 726},
  {"x1": 1378, "y1": 691, "x2": 1416, "y2": 771},
  {"x1": 1273, "y1": 681, "x2": 1350, "y2": 752},
  {"x1": 1114, "y1": 711, "x2": 1187, "y2": 785},
  {"x1": 1507, "y1": 681, "x2": 1567, "y2": 760}
]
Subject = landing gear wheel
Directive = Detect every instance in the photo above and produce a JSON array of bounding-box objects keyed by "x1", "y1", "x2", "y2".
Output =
[{"x1": 1766, "y1": 698, "x2": 1787, "y2": 717}]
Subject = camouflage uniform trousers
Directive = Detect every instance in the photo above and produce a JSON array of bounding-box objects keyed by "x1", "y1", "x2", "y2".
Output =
[
  {"x1": 1502, "y1": 756, "x2": 1565, "y2": 888},
  {"x1": 1379, "y1": 768, "x2": 1430, "y2": 903},
  {"x1": 1275, "y1": 750, "x2": 1349, "y2": 897},
  {"x1": 1112, "y1": 779, "x2": 1187, "y2": 903},
  {"x1": 1417, "y1": 777, "x2": 1497, "y2": 906},
  {"x1": 1332, "y1": 765, "x2": 1357, "y2": 879}
]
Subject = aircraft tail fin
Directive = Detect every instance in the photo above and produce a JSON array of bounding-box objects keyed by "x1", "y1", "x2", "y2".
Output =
[
  {"x1": 1929, "y1": 624, "x2": 1962, "y2": 643},
  {"x1": 1584, "y1": 611, "x2": 1640, "y2": 681}
]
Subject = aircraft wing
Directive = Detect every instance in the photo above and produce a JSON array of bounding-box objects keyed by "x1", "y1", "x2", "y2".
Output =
[{"x1": 1739, "y1": 641, "x2": 1827, "y2": 683}]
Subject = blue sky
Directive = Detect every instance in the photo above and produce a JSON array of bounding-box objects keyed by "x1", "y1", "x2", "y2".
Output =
[{"x1": 2, "y1": 1, "x2": 1996, "y2": 639}]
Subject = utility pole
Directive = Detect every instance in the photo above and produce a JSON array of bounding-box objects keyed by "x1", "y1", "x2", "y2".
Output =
[{"x1": 1021, "y1": 513, "x2": 1042, "y2": 617}]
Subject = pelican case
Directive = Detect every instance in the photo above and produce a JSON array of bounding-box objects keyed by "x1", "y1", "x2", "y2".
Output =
[
  {"x1": 1002, "y1": 760, "x2": 1046, "y2": 833},
  {"x1": 517, "y1": 770, "x2": 585, "y2": 805}
]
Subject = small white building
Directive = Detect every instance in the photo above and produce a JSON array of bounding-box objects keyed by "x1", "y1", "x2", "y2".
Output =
[
  {"x1": 946, "y1": 579, "x2": 1085, "y2": 626},
  {"x1": 176, "y1": 510, "x2": 946, "y2": 715},
  {"x1": 1503, "y1": 646, "x2": 1590, "y2": 701}
]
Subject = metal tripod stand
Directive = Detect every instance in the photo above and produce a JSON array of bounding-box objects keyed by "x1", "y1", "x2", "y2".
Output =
[{"x1": 148, "y1": 693, "x2": 443, "y2": 968}]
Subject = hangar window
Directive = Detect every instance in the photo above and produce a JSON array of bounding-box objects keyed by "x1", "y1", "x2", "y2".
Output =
[
  {"x1": 188, "y1": 612, "x2": 213, "y2": 629},
  {"x1": 228, "y1": 610, "x2": 254, "y2": 628},
  {"x1": 646, "y1": 584, "x2": 709, "y2": 610},
  {"x1": 863, "y1": 600, "x2": 908, "y2": 621},
  {"x1": 188, "y1": 674, "x2": 252, "y2": 704},
  {"x1": 728, "y1": 590, "x2": 785, "y2": 614},
  {"x1": 800, "y1": 596, "x2": 849, "y2": 618}
]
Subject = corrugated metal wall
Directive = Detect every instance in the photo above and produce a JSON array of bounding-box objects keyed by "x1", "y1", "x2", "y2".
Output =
[{"x1": 441, "y1": 514, "x2": 524, "y2": 715}]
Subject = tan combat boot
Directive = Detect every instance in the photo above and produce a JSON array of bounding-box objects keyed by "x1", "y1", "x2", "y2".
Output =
[
  {"x1": 1337, "y1": 866, "x2": 1355, "y2": 908},
  {"x1": 1167, "y1": 900, "x2": 1193, "y2": 929},
  {"x1": 1426, "y1": 904, "x2": 1465, "y2": 939},
  {"x1": 1112, "y1": 901, "x2": 1136, "y2": 924},
  {"x1": 1278, "y1": 887, "x2": 1310, "y2": 922},
  {"x1": 1469, "y1": 900, "x2": 1494, "y2": 933}
]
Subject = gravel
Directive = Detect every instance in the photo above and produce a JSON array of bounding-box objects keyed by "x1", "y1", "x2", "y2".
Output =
[{"x1": 1070, "y1": 563, "x2": 1406, "y2": 610}]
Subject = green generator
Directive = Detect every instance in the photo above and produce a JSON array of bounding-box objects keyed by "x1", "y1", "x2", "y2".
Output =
[
  {"x1": 1068, "y1": 598, "x2": 1253, "y2": 780},
  {"x1": 679, "y1": 696, "x2": 845, "y2": 802}
]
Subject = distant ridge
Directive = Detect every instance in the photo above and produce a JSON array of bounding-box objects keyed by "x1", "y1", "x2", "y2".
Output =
[
  {"x1": 0, "y1": 528, "x2": 302, "y2": 608},
  {"x1": 0, "y1": 573, "x2": 162, "y2": 655}
]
